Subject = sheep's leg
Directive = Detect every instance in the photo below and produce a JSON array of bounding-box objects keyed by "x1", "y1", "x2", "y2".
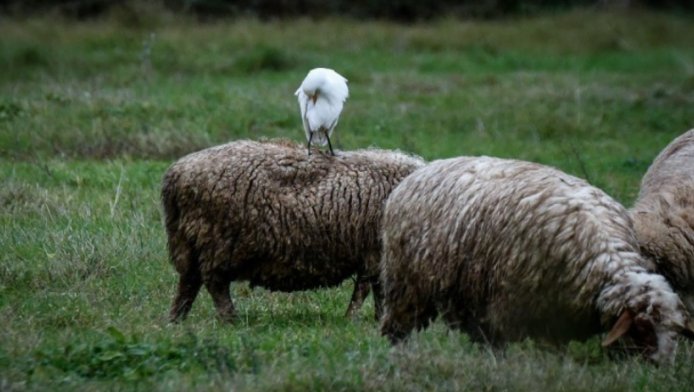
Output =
[
  {"x1": 371, "y1": 279, "x2": 384, "y2": 321},
  {"x1": 169, "y1": 270, "x2": 203, "y2": 323},
  {"x1": 380, "y1": 287, "x2": 437, "y2": 344},
  {"x1": 381, "y1": 305, "x2": 437, "y2": 344},
  {"x1": 204, "y1": 276, "x2": 236, "y2": 323},
  {"x1": 345, "y1": 275, "x2": 371, "y2": 319},
  {"x1": 381, "y1": 310, "x2": 415, "y2": 344}
]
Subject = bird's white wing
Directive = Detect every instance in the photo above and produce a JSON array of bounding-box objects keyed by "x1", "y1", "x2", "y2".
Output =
[
  {"x1": 295, "y1": 88, "x2": 312, "y2": 142},
  {"x1": 305, "y1": 98, "x2": 344, "y2": 146},
  {"x1": 322, "y1": 100, "x2": 344, "y2": 140},
  {"x1": 325, "y1": 70, "x2": 349, "y2": 103},
  {"x1": 323, "y1": 70, "x2": 348, "y2": 140}
]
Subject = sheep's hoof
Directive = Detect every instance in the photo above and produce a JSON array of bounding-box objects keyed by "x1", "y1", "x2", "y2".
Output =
[
  {"x1": 344, "y1": 308, "x2": 360, "y2": 320},
  {"x1": 386, "y1": 333, "x2": 409, "y2": 346},
  {"x1": 218, "y1": 312, "x2": 238, "y2": 324},
  {"x1": 381, "y1": 325, "x2": 411, "y2": 345},
  {"x1": 168, "y1": 308, "x2": 190, "y2": 324}
]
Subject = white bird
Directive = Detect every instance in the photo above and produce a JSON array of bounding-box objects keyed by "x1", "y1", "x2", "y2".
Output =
[{"x1": 295, "y1": 68, "x2": 349, "y2": 156}]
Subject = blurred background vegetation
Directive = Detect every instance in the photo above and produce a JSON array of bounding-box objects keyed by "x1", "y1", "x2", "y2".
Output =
[
  {"x1": 2, "y1": 1, "x2": 694, "y2": 390},
  {"x1": 2, "y1": 0, "x2": 693, "y2": 21}
]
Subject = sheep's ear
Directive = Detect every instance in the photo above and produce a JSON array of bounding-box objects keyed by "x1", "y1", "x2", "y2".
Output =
[
  {"x1": 602, "y1": 310, "x2": 634, "y2": 347},
  {"x1": 682, "y1": 320, "x2": 694, "y2": 340}
]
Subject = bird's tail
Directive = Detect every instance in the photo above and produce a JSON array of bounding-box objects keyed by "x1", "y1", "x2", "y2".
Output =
[{"x1": 310, "y1": 129, "x2": 330, "y2": 146}]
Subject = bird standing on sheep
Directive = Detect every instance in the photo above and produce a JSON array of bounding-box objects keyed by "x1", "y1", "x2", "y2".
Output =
[
  {"x1": 379, "y1": 156, "x2": 694, "y2": 365},
  {"x1": 295, "y1": 68, "x2": 349, "y2": 156},
  {"x1": 631, "y1": 128, "x2": 694, "y2": 316}
]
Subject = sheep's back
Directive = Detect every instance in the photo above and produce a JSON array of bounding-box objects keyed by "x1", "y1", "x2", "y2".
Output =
[
  {"x1": 383, "y1": 156, "x2": 639, "y2": 342},
  {"x1": 164, "y1": 139, "x2": 423, "y2": 291},
  {"x1": 640, "y1": 129, "x2": 694, "y2": 198}
]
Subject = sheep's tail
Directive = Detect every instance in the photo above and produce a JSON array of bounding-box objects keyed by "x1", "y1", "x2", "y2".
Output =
[
  {"x1": 161, "y1": 166, "x2": 186, "y2": 270},
  {"x1": 161, "y1": 168, "x2": 178, "y2": 233}
]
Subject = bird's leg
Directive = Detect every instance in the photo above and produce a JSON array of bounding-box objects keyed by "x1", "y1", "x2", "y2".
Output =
[
  {"x1": 325, "y1": 131, "x2": 335, "y2": 156},
  {"x1": 307, "y1": 132, "x2": 313, "y2": 156}
]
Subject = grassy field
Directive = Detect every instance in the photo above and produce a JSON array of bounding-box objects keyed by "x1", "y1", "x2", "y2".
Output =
[{"x1": 2, "y1": 6, "x2": 694, "y2": 391}]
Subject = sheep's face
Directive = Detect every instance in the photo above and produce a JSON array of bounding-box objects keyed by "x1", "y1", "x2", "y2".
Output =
[
  {"x1": 603, "y1": 308, "x2": 694, "y2": 365},
  {"x1": 630, "y1": 314, "x2": 676, "y2": 364},
  {"x1": 650, "y1": 326, "x2": 679, "y2": 364}
]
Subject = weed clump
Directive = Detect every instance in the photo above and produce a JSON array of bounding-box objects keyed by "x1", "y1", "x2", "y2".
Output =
[
  {"x1": 234, "y1": 46, "x2": 296, "y2": 74},
  {"x1": 0, "y1": 101, "x2": 26, "y2": 122},
  {"x1": 28, "y1": 328, "x2": 258, "y2": 381}
]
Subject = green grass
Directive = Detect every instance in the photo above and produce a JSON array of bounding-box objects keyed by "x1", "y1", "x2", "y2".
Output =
[{"x1": 2, "y1": 8, "x2": 694, "y2": 391}]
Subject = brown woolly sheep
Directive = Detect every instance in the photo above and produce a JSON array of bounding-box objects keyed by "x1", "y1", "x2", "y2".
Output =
[
  {"x1": 631, "y1": 129, "x2": 694, "y2": 315},
  {"x1": 380, "y1": 156, "x2": 694, "y2": 364},
  {"x1": 162, "y1": 139, "x2": 424, "y2": 323}
]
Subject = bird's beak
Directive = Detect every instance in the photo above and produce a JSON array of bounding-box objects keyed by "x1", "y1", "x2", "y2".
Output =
[{"x1": 311, "y1": 93, "x2": 318, "y2": 104}]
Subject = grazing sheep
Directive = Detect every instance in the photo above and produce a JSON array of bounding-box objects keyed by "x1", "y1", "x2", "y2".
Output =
[
  {"x1": 380, "y1": 156, "x2": 694, "y2": 364},
  {"x1": 631, "y1": 129, "x2": 694, "y2": 315},
  {"x1": 163, "y1": 139, "x2": 424, "y2": 323}
]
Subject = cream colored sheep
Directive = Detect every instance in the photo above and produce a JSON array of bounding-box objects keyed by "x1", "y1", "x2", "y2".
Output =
[
  {"x1": 380, "y1": 156, "x2": 694, "y2": 364},
  {"x1": 631, "y1": 129, "x2": 694, "y2": 315}
]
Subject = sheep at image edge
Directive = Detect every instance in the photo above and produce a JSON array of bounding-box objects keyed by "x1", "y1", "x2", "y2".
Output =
[
  {"x1": 631, "y1": 129, "x2": 694, "y2": 316},
  {"x1": 379, "y1": 156, "x2": 694, "y2": 364},
  {"x1": 162, "y1": 139, "x2": 424, "y2": 323}
]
